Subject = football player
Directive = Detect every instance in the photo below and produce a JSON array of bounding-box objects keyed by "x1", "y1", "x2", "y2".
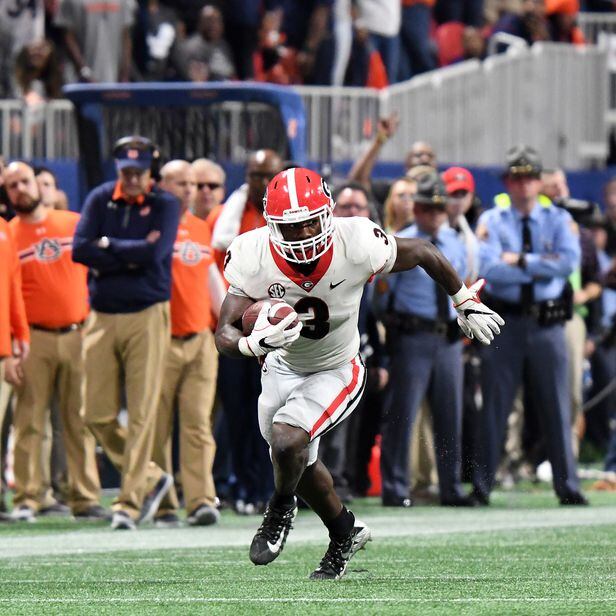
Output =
[{"x1": 215, "y1": 168, "x2": 503, "y2": 580}]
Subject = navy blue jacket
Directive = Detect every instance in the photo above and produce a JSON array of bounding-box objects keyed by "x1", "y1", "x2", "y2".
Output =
[{"x1": 72, "y1": 181, "x2": 180, "y2": 314}]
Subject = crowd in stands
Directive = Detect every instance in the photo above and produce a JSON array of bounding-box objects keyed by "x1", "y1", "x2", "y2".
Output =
[{"x1": 0, "y1": 0, "x2": 612, "y2": 102}]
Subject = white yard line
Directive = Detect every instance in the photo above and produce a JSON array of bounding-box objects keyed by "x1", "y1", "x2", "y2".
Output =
[
  {"x1": 0, "y1": 597, "x2": 615, "y2": 604},
  {"x1": 1, "y1": 505, "x2": 615, "y2": 560}
]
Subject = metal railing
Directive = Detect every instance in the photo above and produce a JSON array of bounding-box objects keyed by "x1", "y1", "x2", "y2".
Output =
[
  {"x1": 577, "y1": 13, "x2": 616, "y2": 121},
  {"x1": 297, "y1": 43, "x2": 608, "y2": 169},
  {"x1": 0, "y1": 42, "x2": 609, "y2": 169},
  {"x1": 0, "y1": 99, "x2": 78, "y2": 160}
]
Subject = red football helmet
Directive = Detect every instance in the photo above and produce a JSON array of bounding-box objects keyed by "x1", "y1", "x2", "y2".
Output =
[{"x1": 263, "y1": 167, "x2": 335, "y2": 264}]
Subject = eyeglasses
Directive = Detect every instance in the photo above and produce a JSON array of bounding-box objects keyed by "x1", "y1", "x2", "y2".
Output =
[
  {"x1": 337, "y1": 202, "x2": 369, "y2": 211},
  {"x1": 196, "y1": 182, "x2": 223, "y2": 191}
]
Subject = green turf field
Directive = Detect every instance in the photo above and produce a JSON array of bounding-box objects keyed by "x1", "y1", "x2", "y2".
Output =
[{"x1": 1, "y1": 488, "x2": 615, "y2": 615}]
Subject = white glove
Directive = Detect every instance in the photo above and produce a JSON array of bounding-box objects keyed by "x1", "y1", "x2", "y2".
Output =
[
  {"x1": 452, "y1": 279, "x2": 505, "y2": 345},
  {"x1": 238, "y1": 301, "x2": 303, "y2": 357}
]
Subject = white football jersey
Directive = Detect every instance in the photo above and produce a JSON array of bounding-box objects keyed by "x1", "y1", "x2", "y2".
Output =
[{"x1": 224, "y1": 217, "x2": 397, "y2": 372}]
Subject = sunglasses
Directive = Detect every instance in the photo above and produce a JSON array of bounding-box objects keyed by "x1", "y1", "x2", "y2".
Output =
[{"x1": 196, "y1": 182, "x2": 223, "y2": 190}]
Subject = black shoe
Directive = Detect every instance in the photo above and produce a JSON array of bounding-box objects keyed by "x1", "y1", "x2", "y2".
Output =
[
  {"x1": 73, "y1": 505, "x2": 111, "y2": 521},
  {"x1": 382, "y1": 496, "x2": 412, "y2": 508},
  {"x1": 154, "y1": 512, "x2": 181, "y2": 528},
  {"x1": 559, "y1": 491, "x2": 589, "y2": 506},
  {"x1": 249, "y1": 497, "x2": 297, "y2": 565},
  {"x1": 187, "y1": 504, "x2": 220, "y2": 526},
  {"x1": 39, "y1": 502, "x2": 71, "y2": 517},
  {"x1": 309, "y1": 520, "x2": 372, "y2": 580},
  {"x1": 441, "y1": 494, "x2": 480, "y2": 507},
  {"x1": 139, "y1": 473, "x2": 173, "y2": 523},
  {"x1": 470, "y1": 489, "x2": 490, "y2": 506}
]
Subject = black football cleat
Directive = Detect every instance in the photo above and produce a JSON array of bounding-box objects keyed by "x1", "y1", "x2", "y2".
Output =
[
  {"x1": 249, "y1": 497, "x2": 297, "y2": 565},
  {"x1": 309, "y1": 520, "x2": 372, "y2": 580},
  {"x1": 559, "y1": 491, "x2": 589, "y2": 506}
]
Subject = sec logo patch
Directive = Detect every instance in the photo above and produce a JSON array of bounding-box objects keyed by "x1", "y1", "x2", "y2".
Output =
[{"x1": 268, "y1": 283, "x2": 286, "y2": 298}]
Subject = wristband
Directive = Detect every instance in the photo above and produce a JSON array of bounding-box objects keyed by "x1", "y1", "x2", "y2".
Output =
[
  {"x1": 450, "y1": 283, "x2": 473, "y2": 307},
  {"x1": 238, "y1": 337, "x2": 255, "y2": 357},
  {"x1": 376, "y1": 132, "x2": 388, "y2": 146}
]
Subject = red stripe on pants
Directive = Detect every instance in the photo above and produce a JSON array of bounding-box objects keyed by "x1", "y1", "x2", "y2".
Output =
[{"x1": 309, "y1": 358, "x2": 360, "y2": 438}]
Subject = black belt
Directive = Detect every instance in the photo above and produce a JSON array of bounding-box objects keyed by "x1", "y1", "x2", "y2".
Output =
[
  {"x1": 31, "y1": 320, "x2": 85, "y2": 334},
  {"x1": 385, "y1": 312, "x2": 459, "y2": 339},
  {"x1": 172, "y1": 332, "x2": 199, "y2": 341},
  {"x1": 483, "y1": 294, "x2": 570, "y2": 325}
]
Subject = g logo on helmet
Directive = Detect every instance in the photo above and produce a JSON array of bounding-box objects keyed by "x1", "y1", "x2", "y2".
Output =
[{"x1": 321, "y1": 178, "x2": 332, "y2": 200}]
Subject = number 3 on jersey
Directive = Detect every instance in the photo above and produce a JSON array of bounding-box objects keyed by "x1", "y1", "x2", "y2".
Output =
[{"x1": 294, "y1": 297, "x2": 329, "y2": 340}]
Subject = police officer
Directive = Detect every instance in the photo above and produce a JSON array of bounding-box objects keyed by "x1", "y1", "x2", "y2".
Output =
[
  {"x1": 73, "y1": 136, "x2": 181, "y2": 529},
  {"x1": 379, "y1": 172, "x2": 477, "y2": 507},
  {"x1": 472, "y1": 145, "x2": 587, "y2": 506}
]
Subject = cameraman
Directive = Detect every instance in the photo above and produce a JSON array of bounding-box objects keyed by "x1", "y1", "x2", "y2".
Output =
[{"x1": 541, "y1": 168, "x2": 602, "y2": 456}]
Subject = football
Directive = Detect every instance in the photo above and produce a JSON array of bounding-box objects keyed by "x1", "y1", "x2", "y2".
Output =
[{"x1": 241, "y1": 299, "x2": 299, "y2": 336}]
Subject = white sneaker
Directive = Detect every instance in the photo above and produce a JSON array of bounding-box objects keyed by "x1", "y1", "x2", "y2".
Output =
[
  {"x1": 11, "y1": 505, "x2": 36, "y2": 523},
  {"x1": 110, "y1": 510, "x2": 137, "y2": 530}
]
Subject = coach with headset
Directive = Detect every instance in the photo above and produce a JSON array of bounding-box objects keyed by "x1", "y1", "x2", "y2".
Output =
[{"x1": 72, "y1": 136, "x2": 181, "y2": 530}]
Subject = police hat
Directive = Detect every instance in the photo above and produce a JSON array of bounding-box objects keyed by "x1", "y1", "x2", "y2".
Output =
[
  {"x1": 112, "y1": 136, "x2": 159, "y2": 171},
  {"x1": 413, "y1": 172, "x2": 448, "y2": 208},
  {"x1": 504, "y1": 144, "x2": 542, "y2": 178}
]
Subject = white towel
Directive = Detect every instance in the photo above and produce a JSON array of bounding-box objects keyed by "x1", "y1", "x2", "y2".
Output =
[{"x1": 211, "y1": 183, "x2": 249, "y2": 251}]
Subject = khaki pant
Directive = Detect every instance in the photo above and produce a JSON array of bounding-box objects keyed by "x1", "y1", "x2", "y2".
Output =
[
  {"x1": 12, "y1": 328, "x2": 100, "y2": 513},
  {"x1": 40, "y1": 397, "x2": 69, "y2": 507},
  {"x1": 153, "y1": 330, "x2": 218, "y2": 516},
  {"x1": 410, "y1": 400, "x2": 438, "y2": 491},
  {"x1": 565, "y1": 313, "x2": 586, "y2": 458},
  {"x1": 83, "y1": 302, "x2": 170, "y2": 519}
]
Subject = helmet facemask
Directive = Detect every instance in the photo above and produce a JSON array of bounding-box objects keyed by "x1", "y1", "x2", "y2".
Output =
[{"x1": 267, "y1": 205, "x2": 334, "y2": 264}]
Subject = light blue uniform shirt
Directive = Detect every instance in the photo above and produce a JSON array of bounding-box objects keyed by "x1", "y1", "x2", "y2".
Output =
[
  {"x1": 477, "y1": 197, "x2": 581, "y2": 303},
  {"x1": 598, "y1": 250, "x2": 616, "y2": 329},
  {"x1": 388, "y1": 224, "x2": 467, "y2": 321}
]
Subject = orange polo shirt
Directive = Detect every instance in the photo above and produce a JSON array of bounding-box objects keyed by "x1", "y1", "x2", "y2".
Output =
[
  {"x1": 0, "y1": 218, "x2": 29, "y2": 357},
  {"x1": 10, "y1": 209, "x2": 89, "y2": 329},
  {"x1": 206, "y1": 199, "x2": 266, "y2": 275},
  {"x1": 171, "y1": 211, "x2": 215, "y2": 337}
]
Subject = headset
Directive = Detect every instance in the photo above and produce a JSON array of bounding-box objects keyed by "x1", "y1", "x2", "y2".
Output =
[{"x1": 111, "y1": 135, "x2": 162, "y2": 179}]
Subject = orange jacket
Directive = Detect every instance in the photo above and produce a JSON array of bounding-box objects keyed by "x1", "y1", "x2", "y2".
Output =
[
  {"x1": 0, "y1": 218, "x2": 29, "y2": 357},
  {"x1": 11, "y1": 210, "x2": 89, "y2": 328}
]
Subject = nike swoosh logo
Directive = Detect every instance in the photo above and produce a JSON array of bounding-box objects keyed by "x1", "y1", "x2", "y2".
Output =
[
  {"x1": 330, "y1": 279, "x2": 346, "y2": 289},
  {"x1": 267, "y1": 533, "x2": 284, "y2": 553},
  {"x1": 462, "y1": 309, "x2": 488, "y2": 317}
]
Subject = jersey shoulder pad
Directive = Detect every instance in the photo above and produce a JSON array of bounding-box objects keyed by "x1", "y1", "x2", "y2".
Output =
[
  {"x1": 336, "y1": 217, "x2": 391, "y2": 265},
  {"x1": 223, "y1": 227, "x2": 269, "y2": 287}
]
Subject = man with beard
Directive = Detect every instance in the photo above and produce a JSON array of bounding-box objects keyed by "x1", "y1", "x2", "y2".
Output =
[{"x1": 3, "y1": 162, "x2": 104, "y2": 522}]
